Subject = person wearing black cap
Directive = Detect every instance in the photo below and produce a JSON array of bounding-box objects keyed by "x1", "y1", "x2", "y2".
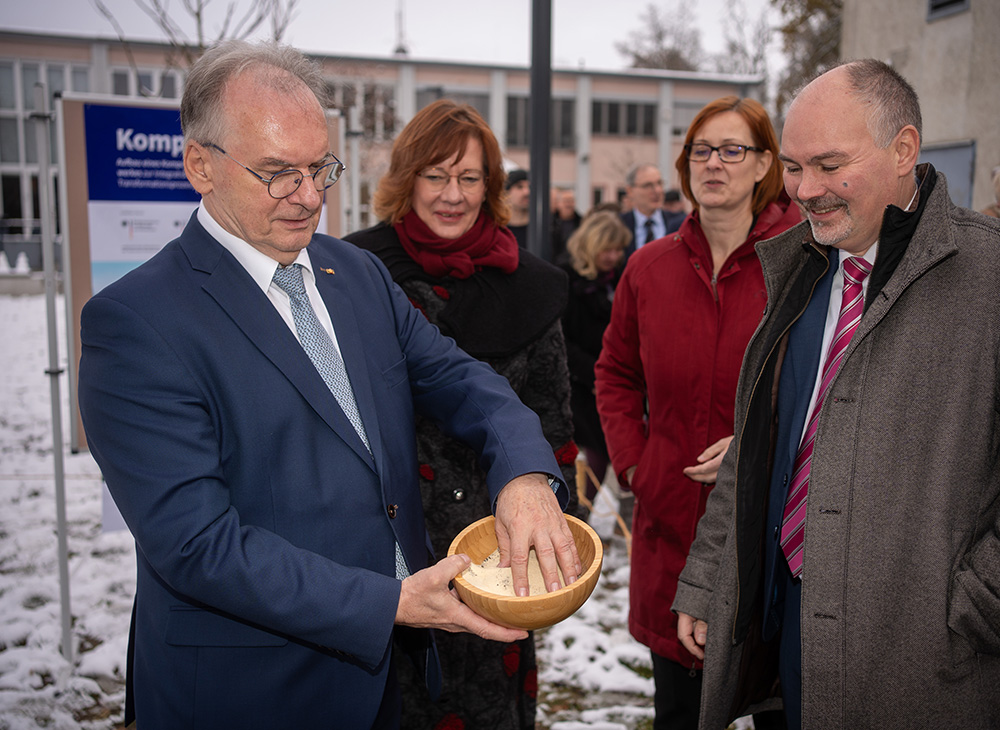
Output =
[
  {"x1": 663, "y1": 188, "x2": 688, "y2": 229},
  {"x1": 505, "y1": 168, "x2": 531, "y2": 248}
]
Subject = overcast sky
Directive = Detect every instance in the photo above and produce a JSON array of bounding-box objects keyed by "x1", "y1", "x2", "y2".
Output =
[{"x1": 2, "y1": 0, "x2": 780, "y2": 72}]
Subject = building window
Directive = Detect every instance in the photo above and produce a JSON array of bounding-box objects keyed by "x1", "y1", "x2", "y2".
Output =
[
  {"x1": 507, "y1": 96, "x2": 530, "y2": 147},
  {"x1": 626, "y1": 104, "x2": 639, "y2": 136},
  {"x1": 607, "y1": 103, "x2": 620, "y2": 135},
  {"x1": 112, "y1": 70, "x2": 130, "y2": 96},
  {"x1": 160, "y1": 72, "x2": 177, "y2": 99},
  {"x1": 24, "y1": 120, "x2": 37, "y2": 164},
  {"x1": 137, "y1": 72, "x2": 154, "y2": 96},
  {"x1": 1, "y1": 174, "x2": 24, "y2": 235},
  {"x1": 329, "y1": 82, "x2": 396, "y2": 139},
  {"x1": 46, "y1": 66, "x2": 65, "y2": 99},
  {"x1": 21, "y1": 64, "x2": 40, "y2": 111},
  {"x1": 380, "y1": 86, "x2": 396, "y2": 137},
  {"x1": 928, "y1": 0, "x2": 969, "y2": 20},
  {"x1": 71, "y1": 67, "x2": 90, "y2": 93},
  {"x1": 0, "y1": 62, "x2": 15, "y2": 109},
  {"x1": 592, "y1": 100, "x2": 657, "y2": 138},
  {"x1": 672, "y1": 100, "x2": 710, "y2": 136},
  {"x1": 553, "y1": 98, "x2": 575, "y2": 149},
  {"x1": 505, "y1": 96, "x2": 575, "y2": 149},
  {"x1": 416, "y1": 88, "x2": 490, "y2": 123},
  {"x1": 643, "y1": 104, "x2": 657, "y2": 136},
  {"x1": 0, "y1": 119, "x2": 19, "y2": 162}
]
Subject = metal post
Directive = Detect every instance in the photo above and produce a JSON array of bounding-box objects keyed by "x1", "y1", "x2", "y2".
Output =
[
  {"x1": 348, "y1": 106, "x2": 363, "y2": 234},
  {"x1": 529, "y1": 0, "x2": 552, "y2": 263},
  {"x1": 32, "y1": 83, "x2": 74, "y2": 666}
]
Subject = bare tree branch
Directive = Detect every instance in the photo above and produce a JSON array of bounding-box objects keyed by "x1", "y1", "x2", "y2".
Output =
[
  {"x1": 92, "y1": 0, "x2": 302, "y2": 75},
  {"x1": 269, "y1": 0, "x2": 300, "y2": 42},
  {"x1": 90, "y1": 0, "x2": 152, "y2": 96},
  {"x1": 770, "y1": 0, "x2": 842, "y2": 115},
  {"x1": 615, "y1": 2, "x2": 704, "y2": 72}
]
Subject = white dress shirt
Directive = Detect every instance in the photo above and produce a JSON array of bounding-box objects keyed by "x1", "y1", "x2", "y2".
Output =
[
  {"x1": 633, "y1": 209, "x2": 666, "y2": 249},
  {"x1": 797, "y1": 243, "x2": 879, "y2": 449},
  {"x1": 197, "y1": 203, "x2": 346, "y2": 357}
]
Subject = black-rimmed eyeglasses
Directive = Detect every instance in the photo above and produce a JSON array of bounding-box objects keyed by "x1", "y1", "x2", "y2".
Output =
[
  {"x1": 684, "y1": 143, "x2": 765, "y2": 164},
  {"x1": 206, "y1": 143, "x2": 346, "y2": 199}
]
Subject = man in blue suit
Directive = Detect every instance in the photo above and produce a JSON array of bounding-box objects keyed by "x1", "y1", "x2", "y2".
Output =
[
  {"x1": 620, "y1": 163, "x2": 686, "y2": 260},
  {"x1": 78, "y1": 40, "x2": 581, "y2": 730}
]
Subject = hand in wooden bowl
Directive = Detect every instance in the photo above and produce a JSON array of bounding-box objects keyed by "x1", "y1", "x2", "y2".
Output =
[{"x1": 447, "y1": 514, "x2": 603, "y2": 630}]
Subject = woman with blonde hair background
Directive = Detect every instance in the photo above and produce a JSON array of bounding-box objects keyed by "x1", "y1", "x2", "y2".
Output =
[
  {"x1": 596, "y1": 96, "x2": 800, "y2": 729},
  {"x1": 981, "y1": 165, "x2": 1000, "y2": 218},
  {"x1": 562, "y1": 210, "x2": 632, "y2": 493}
]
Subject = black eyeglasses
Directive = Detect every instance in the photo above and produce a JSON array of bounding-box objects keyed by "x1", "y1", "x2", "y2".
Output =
[
  {"x1": 206, "y1": 143, "x2": 346, "y2": 199},
  {"x1": 684, "y1": 143, "x2": 765, "y2": 164}
]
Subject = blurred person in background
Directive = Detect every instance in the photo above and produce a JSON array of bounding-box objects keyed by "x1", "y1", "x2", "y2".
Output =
[
  {"x1": 621, "y1": 164, "x2": 685, "y2": 259},
  {"x1": 561, "y1": 210, "x2": 633, "y2": 496},
  {"x1": 595, "y1": 96, "x2": 800, "y2": 730},
  {"x1": 981, "y1": 165, "x2": 1000, "y2": 218},
  {"x1": 551, "y1": 187, "x2": 582, "y2": 265},
  {"x1": 663, "y1": 188, "x2": 688, "y2": 225},
  {"x1": 345, "y1": 99, "x2": 579, "y2": 730},
  {"x1": 505, "y1": 168, "x2": 531, "y2": 247}
]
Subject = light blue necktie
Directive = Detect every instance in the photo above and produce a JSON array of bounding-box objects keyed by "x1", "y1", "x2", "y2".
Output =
[
  {"x1": 272, "y1": 263, "x2": 408, "y2": 579},
  {"x1": 272, "y1": 263, "x2": 370, "y2": 450}
]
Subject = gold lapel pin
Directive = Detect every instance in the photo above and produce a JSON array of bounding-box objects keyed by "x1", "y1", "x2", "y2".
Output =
[{"x1": 320, "y1": 267, "x2": 335, "y2": 275}]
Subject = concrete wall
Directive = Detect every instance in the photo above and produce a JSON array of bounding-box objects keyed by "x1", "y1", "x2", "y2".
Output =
[{"x1": 841, "y1": 0, "x2": 1000, "y2": 212}]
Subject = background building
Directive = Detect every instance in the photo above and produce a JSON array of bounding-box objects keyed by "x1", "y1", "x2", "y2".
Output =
[
  {"x1": 841, "y1": 0, "x2": 999, "y2": 212},
  {"x1": 0, "y1": 29, "x2": 761, "y2": 268}
]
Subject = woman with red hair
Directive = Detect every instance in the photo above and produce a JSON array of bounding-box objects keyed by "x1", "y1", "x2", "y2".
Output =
[
  {"x1": 345, "y1": 99, "x2": 577, "y2": 730},
  {"x1": 596, "y1": 96, "x2": 800, "y2": 729}
]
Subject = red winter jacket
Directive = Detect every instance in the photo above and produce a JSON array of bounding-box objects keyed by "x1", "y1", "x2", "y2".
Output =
[{"x1": 595, "y1": 198, "x2": 801, "y2": 666}]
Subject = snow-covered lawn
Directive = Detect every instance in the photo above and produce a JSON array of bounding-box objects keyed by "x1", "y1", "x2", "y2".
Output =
[{"x1": 0, "y1": 292, "x2": 661, "y2": 729}]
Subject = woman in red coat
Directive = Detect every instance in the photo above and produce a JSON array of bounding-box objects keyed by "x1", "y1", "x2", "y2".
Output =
[{"x1": 595, "y1": 97, "x2": 800, "y2": 730}]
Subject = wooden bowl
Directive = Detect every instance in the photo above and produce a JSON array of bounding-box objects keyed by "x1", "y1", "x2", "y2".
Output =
[{"x1": 447, "y1": 514, "x2": 603, "y2": 630}]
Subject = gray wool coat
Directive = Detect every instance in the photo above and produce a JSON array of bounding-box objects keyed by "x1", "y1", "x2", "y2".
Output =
[{"x1": 673, "y1": 167, "x2": 1000, "y2": 729}]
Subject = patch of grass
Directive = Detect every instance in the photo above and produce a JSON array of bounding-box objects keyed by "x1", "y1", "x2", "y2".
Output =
[{"x1": 618, "y1": 656, "x2": 654, "y2": 679}]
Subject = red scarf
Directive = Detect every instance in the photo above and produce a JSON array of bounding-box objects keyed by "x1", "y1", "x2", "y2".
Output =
[{"x1": 394, "y1": 210, "x2": 519, "y2": 279}]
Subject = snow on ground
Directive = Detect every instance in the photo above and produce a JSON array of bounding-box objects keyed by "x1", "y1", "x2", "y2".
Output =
[
  {"x1": 0, "y1": 293, "x2": 134, "y2": 729},
  {"x1": 0, "y1": 291, "x2": 728, "y2": 729}
]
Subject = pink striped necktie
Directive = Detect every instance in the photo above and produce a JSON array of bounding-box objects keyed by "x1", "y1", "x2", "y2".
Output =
[{"x1": 780, "y1": 255, "x2": 872, "y2": 579}]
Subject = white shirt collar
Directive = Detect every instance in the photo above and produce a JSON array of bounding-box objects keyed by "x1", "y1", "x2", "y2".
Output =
[
  {"x1": 197, "y1": 202, "x2": 313, "y2": 292},
  {"x1": 634, "y1": 208, "x2": 661, "y2": 227},
  {"x1": 837, "y1": 241, "x2": 879, "y2": 271}
]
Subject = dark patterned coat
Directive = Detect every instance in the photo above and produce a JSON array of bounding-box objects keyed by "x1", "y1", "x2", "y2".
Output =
[{"x1": 345, "y1": 222, "x2": 579, "y2": 730}]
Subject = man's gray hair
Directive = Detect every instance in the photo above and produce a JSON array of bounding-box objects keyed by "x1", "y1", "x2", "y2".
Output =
[
  {"x1": 625, "y1": 163, "x2": 657, "y2": 188},
  {"x1": 180, "y1": 39, "x2": 329, "y2": 146},
  {"x1": 840, "y1": 59, "x2": 922, "y2": 149}
]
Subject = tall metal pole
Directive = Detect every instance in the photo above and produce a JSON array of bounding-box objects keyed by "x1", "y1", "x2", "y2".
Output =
[
  {"x1": 32, "y1": 83, "x2": 74, "y2": 666},
  {"x1": 347, "y1": 106, "x2": 363, "y2": 234},
  {"x1": 529, "y1": 0, "x2": 552, "y2": 263}
]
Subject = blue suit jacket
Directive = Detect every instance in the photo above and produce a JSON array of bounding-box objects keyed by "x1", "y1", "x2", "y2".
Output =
[
  {"x1": 78, "y1": 214, "x2": 566, "y2": 729},
  {"x1": 762, "y1": 260, "x2": 835, "y2": 640},
  {"x1": 621, "y1": 208, "x2": 686, "y2": 259}
]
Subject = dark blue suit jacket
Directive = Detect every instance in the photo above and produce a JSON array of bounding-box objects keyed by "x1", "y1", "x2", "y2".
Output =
[
  {"x1": 621, "y1": 208, "x2": 686, "y2": 259},
  {"x1": 762, "y1": 261, "x2": 836, "y2": 640},
  {"x1": 78, "y1": 213, "x2": 566, "y2": 729}
]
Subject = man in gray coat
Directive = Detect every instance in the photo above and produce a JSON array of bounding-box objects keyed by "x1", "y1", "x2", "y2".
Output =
[{"x1": 673, "y1": 59, "x2": 1000, "y2": 728}]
